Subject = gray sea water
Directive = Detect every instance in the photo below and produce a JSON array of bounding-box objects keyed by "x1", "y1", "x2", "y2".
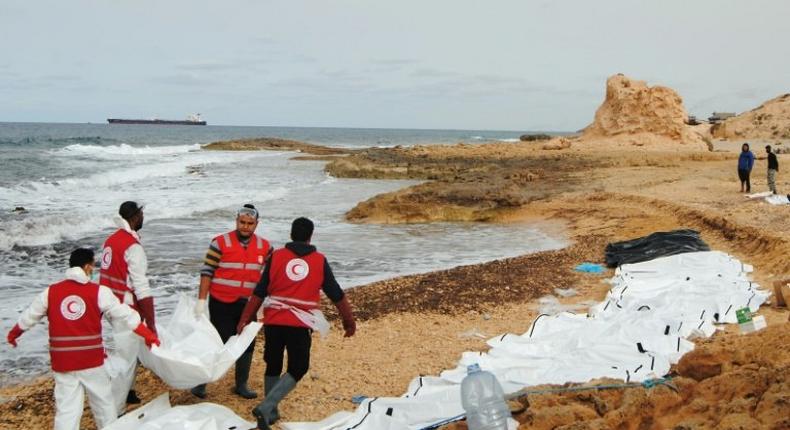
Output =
[{"x1": 0, "y1": 122, "x2": 566, "y2": 385}]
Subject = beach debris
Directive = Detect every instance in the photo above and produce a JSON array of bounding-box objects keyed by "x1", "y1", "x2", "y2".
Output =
[
  {"x1": 107, "y1": 392, "x2": 255, "y2": 430},
  {"x1": 604, "y1": 229, "x2": 710, "y2": 268},
  {"x1": 574, "y1": 262, "x2": 605, "y2": 274},
  {"x1": 281, "y1": 251, "x2": 770, "y2": 430},
  {"x1": 745, "y1": 191, "x2": 773, "y2": 199},
  {"x1": 736, "y1": 308, "x2": 768, "y2": 334},
  {"x1": 554, "y1": 287, "x2": 578, "y2": 298},
  {"x1": 457, "y1": 327, "x2": 488, "y2": 340},
  {"x1": 764, "y1": 194, "x2": 790, "y2": 205},
  {"x1": 537, "y1": 295, "x2": 572, "y2": 314}
]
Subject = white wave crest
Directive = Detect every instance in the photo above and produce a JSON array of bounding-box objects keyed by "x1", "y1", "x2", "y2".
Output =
[
  {"x1": 55, "y1": 143, "x2": 202, "y2": 157},
  {"x1": 4, "y1": 151, "x2": 258, "y2": 197},
  {"x1": 0, "y1": 186, "x2": 290, "y2": 251}
]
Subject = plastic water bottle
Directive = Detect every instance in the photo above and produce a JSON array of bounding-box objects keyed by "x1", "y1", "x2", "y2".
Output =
[{"x1": 460, "y1": 363, "x2": 511, "y2": 430}]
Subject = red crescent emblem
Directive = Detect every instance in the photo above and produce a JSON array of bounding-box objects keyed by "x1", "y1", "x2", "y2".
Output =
[{"x1": 285, "y1": 258, "x2": 309, "y2": 281}]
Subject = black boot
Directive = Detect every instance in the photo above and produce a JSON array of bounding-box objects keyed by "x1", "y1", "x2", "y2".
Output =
[
  {"x1": 233, "y1": 350, "x2": 258, "y2": 399},
  {"x1": 264, "y1": 376, "x2": 281, "y2": 423},
  {"x1": 190, "y1": 384, "x2": 207, "y2": 399},
  {"x1": 252, "y1": 373, "x2": 297, "y2": 430},
  {"x1": 126, "y1": 390, "x2": 141, "y2": 404}
]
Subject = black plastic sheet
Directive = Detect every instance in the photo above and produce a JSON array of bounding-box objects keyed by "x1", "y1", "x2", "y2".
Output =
[{"x1": 604, "y1": 229, "x2": 710, "y2": 268}]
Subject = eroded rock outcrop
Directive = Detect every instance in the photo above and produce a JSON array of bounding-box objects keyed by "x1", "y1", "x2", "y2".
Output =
[
  {"x1": 203, "y1": 137, "x2": 351, "y2": 156},
  {"x1": 580, "y1": 74, "x2": 709, "y2": 150},
  {"x1": 712, "y1": 93, "x2": 790, "y2": 141}
]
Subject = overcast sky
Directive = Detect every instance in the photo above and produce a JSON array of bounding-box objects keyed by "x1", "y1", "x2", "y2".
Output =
[{"x1": 1, "y1": 0, "x2": 788, "y2": 130}]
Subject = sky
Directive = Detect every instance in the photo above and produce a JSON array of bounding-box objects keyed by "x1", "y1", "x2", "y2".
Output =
[{"x1": 1, "y1": 0, "x2": 789, "y2": 131}]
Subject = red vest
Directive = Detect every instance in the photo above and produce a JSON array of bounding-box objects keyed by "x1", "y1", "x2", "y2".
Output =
[
  {"x1": 209, "y1": 232, "x2": 271, "y2": 303},
  {"x1": 264, "y1": 248, "x2": 325, "y2": 328},
  {"x1": 99, "y1": 229, "x2": 139, "y2": 303},
  {"x1": 47, "y1": 280, "x2": 104, "y2": 372}
]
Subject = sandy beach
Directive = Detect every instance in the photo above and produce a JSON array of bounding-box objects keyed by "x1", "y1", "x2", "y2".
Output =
[{"x1": 2, "y1": 77, "x2": 789, "y2": 430}]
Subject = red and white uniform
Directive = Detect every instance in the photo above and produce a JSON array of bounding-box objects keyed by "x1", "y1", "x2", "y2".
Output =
[
  {"x1": 98, "y1": 216, "x2": 151, "y2": 411},
  {"x1": 99, "y1": 216, "x2": 151, "y2": 306},
  {"x1": 209, "y1": 231, "x2": 270, "y2": 303},
  {"x1": 264, "y1": 248, "x2": 326, "y2": 328},
  {"x1": 16, "y1": 267, "x2": 141, "y2": 430}
]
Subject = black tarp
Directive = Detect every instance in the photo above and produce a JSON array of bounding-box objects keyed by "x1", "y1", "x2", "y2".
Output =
[{"x1": 604, "y1": 229, "x2": 710, "y2": 268}]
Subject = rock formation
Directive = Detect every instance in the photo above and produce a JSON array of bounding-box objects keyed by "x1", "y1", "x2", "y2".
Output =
[
  {"x1": 711, "y1": 93, "x2": 790, "y2": 141},
  {"x1": 580, "y1": 74, "x2": 709, "y2": 150}
]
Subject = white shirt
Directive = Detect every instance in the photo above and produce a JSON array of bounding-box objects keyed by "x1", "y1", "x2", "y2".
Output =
[
  {"x1": 113, "y1": 215, "x2": 152, "y2": 301},
  {"x1": 17, "y1": 267, "x2": 142, "y2": 331}
]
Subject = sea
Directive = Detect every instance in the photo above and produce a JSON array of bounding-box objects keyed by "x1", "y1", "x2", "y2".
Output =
[{"x1": 0, "y1": 122, "x2": 565, "y2": 386}]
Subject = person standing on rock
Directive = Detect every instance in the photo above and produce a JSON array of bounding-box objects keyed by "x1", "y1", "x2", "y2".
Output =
[
  {"x1": 190, "y1": 204, "x2": 272, "y2": 399},
  {"x1": 6, "y1": 248, "x2": 159, "y2": 430},
  {"x1": 738, "y1": 143, "x2": 755, "y2": 193},
  {"x1": 766, "y1": 145, "x2": 779, "y2": 194},
  {"x1": 236, "y1": 217, "x2": 356, "y2": 430}
]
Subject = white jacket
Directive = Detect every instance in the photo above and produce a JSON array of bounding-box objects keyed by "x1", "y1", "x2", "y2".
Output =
[
  {"x1": 113, "y1": 215, "x2": 152, "y2": 301},
  {"x1": 17, "y1": 267, "x2": 141, "y2": 331}
]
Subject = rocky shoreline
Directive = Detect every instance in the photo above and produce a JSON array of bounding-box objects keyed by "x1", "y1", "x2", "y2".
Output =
[
  {"x1": 3, "y1": 76, "x2": 789, "y2": 429},
  {"x1": 3, "y1": 138, "x2": 788, "y2": 429}
]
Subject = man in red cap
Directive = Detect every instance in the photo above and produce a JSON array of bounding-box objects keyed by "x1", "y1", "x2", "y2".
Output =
[
  {"x1": 190, "y1": 203, "x2": 271, "y2": 399},
  {"x1": 99, "y1": 201, "x2": 157, "y2": 405},
  {"x1": 237, "y1": 217, "x2": 356, "y2": 430},
  {"x1": 7, "y1": 248, "x2": 159, "y2": 430}
]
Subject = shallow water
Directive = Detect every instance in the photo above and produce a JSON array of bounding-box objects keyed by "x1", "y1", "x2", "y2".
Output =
[{"x1": 0, "y1": 123, "x2": 565, "y2": 385}]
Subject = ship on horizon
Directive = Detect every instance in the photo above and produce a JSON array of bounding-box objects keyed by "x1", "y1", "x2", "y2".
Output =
[{"x1": 107, "y1": 113, "x2": 206, "y2": 125}]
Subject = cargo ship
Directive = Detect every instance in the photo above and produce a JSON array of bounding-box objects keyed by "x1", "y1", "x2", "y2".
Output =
[{"x1": 107, "y1": 113, "x2": 206, "y2": 125}]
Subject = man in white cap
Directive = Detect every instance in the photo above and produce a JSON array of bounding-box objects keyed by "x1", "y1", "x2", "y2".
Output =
[{"x1": 191, "y1": 203, "x2": 271, "y2": 399}]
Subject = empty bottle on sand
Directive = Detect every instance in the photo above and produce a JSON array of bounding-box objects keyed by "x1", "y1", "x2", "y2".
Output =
[{"x1": 460, "y1": 363, "x2": 511, "y2": 430}]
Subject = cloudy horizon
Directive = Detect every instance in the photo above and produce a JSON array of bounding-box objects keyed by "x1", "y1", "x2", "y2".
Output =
[{"x1": 1, "y1": 0, "x2": 788, "y2": 131}]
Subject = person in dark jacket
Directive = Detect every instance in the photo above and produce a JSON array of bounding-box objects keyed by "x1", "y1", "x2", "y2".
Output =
[
  {"x1": 237, "y1": 217, "x2": 356, "y2": 430},
  {"x1": 766, "y1": 145, "x2": 779, "y2": 194},
  {"x1": 738, "y1": 143, "x2": 755, "y2": 192}
]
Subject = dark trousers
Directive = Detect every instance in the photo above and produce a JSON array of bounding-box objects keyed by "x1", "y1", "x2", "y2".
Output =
[
  {"x1": 209, "y1": 296, "x2": 255, "y2": 355},
  {"x1": 263, "y1": 324, "x2": 311, "y2": 381},
  {"x1": 738, "y1": 169, "x2": 751, "y2": 192}
]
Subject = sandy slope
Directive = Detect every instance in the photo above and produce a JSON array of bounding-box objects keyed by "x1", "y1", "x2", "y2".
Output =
[
  {"x1": 2, "y1": 142, "x2": 788, "y2": 429},
  {"x1": 712, "y1": 93, "x2": 790, "y2": 142},
  {"x1": 3, "y1": 78, "x2": 790, "y2": 429}
]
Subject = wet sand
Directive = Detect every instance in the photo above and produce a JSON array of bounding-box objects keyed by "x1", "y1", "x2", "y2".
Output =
[{"x1": 2, "y1": 139, "x2": 789, "y2": 430}]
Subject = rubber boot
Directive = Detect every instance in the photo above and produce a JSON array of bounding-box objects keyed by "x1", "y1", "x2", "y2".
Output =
[
  {"x1": 252, "y1": 373, "x2": 297, "y2": 430},
  {"x1": 233, "y1": 350, "x2": 258, "y2": 399},
  {"x1": 264, "y1": 376, "x2": 281, "y2": 423},
  {"x1": 190, "y1": 384, "x2": 207, "y2": 399}
]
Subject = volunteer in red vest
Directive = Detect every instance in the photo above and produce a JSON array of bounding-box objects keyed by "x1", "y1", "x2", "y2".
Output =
[
  {"x1": 190, "y1": 203, "x2": 271, "y2": 399},
  {"x1": 6, "y1": 248, "x2": 159, "y2": 430},
  {"x1": 99, "y1": 200, "x2": 156, "y2": 405},
  {"x1": 237, "y1": 217, "x2": 356, "y2": 430}
]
